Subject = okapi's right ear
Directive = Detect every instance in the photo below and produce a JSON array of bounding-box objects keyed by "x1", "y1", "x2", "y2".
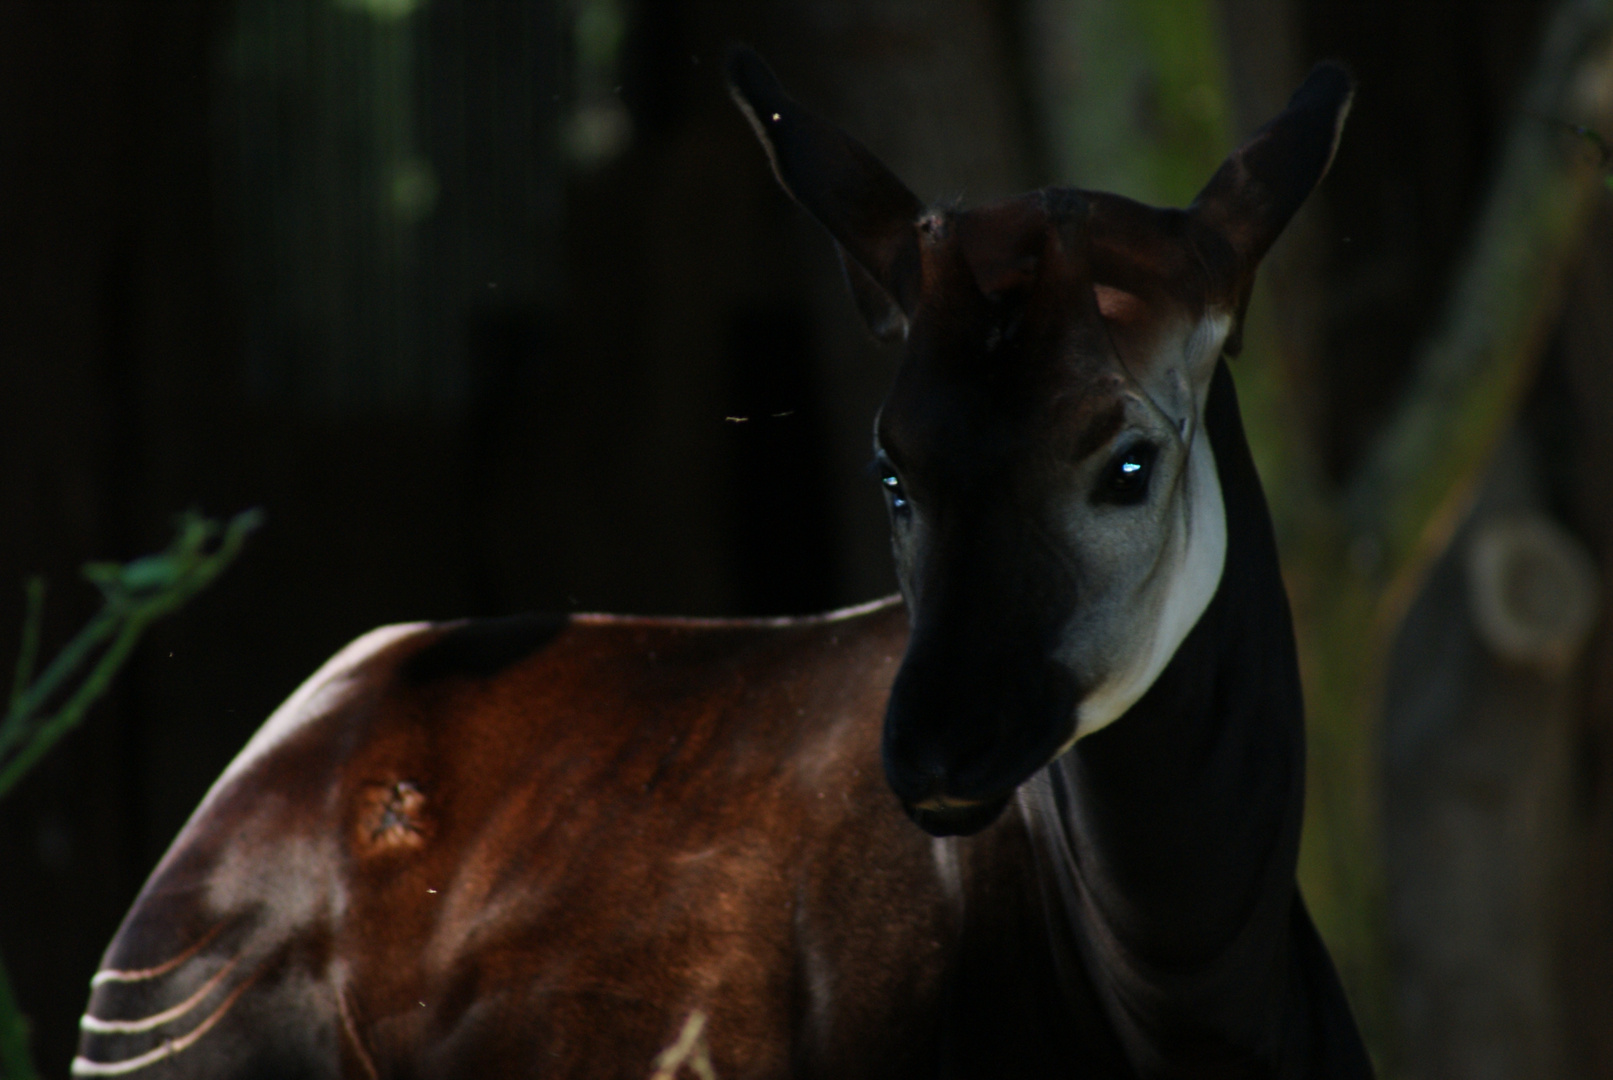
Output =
[
  {"x1": 1190, "y1": 61, "x2": 1354, "y2": 277},
  {"x1": 727, "y1": 47, "x2": 925, "y2": 342}
]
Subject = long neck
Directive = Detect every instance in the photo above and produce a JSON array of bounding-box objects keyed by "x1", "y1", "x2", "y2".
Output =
[{"x1": 1019, "y1": 358, "x2": 1307, "y2": 1066}]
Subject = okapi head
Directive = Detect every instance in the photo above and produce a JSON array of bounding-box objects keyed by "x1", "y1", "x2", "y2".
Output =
[{"x1": 728, "y1": 49, "x2": 1351, "y2": 836}]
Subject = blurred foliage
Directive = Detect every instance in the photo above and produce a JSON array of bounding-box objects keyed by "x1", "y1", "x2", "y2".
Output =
[
  {"x1": 565, "y1": 0, "x2": 633, "y2": 167},
  {"x1": 0, "y1": 510, "x2": 261, "y2": 1080},
  {"x1": 1028, "y1": 0, "x2": 1233, "y2": 205}
]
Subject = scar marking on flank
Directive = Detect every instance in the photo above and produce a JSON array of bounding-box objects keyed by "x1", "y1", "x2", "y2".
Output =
[
  {"x1": 358, "y1": 780, "x2": 430, "y2": 853},
  {"x1": 70, "y1": 966, "x2": 262, "y2": 1076},
  {"x1": 79, "y1": 956, "x2": 241, "y2": 1034},
  {"x1": 89, "y1": 921, "x2": 228, "y2": 987}
]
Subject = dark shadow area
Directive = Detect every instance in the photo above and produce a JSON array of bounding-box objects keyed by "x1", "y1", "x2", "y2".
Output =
[
  {"x1": 4, "y1": 0, "x2": 1612, "y2": 1074},
  {"x1": 722, "y1": 305, "x2": 836, "y2": 615}
]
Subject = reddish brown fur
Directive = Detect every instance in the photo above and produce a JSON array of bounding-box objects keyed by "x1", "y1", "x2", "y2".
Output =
[{"x1": 89, "y1": 603, "x2": 1018, "y2": 1078}]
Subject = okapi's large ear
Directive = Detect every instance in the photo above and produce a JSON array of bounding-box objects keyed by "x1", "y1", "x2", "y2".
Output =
[
  {"x1": 1191, "y1": 61, "x2": 1354, "y2": 274},
  {"x1": 727, "y1": 47, "x2": 925, "y2": 341}
]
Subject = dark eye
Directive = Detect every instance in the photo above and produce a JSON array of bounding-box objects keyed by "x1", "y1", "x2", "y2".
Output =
[
  {"x1": 1096, "y1": 442, "x2": 1156, "y2": 505},
  {"x1": 881, "y1": 471, "x2": 909, "y2": 511},
  {"x1": 875, "y1": 457, "x2": 911, "y2": 515}
]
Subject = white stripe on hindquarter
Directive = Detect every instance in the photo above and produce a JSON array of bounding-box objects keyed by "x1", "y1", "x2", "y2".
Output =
[
  {"x1": 71, "y1": 962, "x2": 262, "y2": 1077},
  {"x1": 79, "y1": 957, "x2": 240, "y2": 1034},
  {"x1": 88, "y1": 921, "x2": 227, "y2": 988}
]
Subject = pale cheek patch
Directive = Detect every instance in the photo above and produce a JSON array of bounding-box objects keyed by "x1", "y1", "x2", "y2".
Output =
[
  {"x1": 1181, "y1": 313, "x2": 1233, "y2": 413},
  {"x1": 1044, "y1": 309, "x2": 1232, "y2": 747},
  {"x1": 1068, "y1": 413, "x2": 1228, "y2": 742}
]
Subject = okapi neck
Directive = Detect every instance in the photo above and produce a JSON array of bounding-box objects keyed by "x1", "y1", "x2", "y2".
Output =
[{"x1": 1022, "y1": 359, "x2": 1307, "y2": 1053}]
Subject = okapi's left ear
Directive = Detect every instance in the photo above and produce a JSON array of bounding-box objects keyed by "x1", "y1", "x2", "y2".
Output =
[
  {"x1": 727, "y1": 47, "x2": 925, "y2": 341},
  {"x1": 1190, "y1": 62, "x2": 1353, "y2": 351}
]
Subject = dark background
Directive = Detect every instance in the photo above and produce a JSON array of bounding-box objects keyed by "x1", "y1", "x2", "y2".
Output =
[{"x1": 3, "y1": 0, "x2": 1610, "y2": 1075}]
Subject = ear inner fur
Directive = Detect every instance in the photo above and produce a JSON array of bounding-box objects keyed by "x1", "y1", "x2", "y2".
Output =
[{"x1": 725, "y1": 46, "x2": 925, "y2": 323}]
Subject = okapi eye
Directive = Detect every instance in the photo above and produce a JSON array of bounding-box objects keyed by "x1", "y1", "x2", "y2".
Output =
[
  {"x1": 1097, "y1": 443, "x2": 1157, "y2": 506},
  {"x1": 872, "y1": 454, "x2": 911, "y2": 516},
  {"x1": 881, "y1": 471, "x2": 910, "y2": 513}
]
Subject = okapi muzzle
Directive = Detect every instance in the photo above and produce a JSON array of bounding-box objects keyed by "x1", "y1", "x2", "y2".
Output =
[
  {"x1": 881, "y1": 495, "x2": 1084, "y2": 834},
  {"x1": 729, "y1": 49, "x2": 1350, "y2": 836}
]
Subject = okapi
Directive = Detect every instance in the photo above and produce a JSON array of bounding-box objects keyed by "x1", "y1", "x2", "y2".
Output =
[{"x1": 76, "y1": 49, "x2": 1370, "y2": 1079}]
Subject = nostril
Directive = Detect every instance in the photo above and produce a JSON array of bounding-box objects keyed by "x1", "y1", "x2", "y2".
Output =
[
  {"x1": 882, "y1": 663, "x2": 997, "y2": 803},
  {"x1": 883, "y1": 644, "x2": 1080, "y2": 810}
]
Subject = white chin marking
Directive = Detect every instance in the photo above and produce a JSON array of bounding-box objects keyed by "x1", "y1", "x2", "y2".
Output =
[{"x1": 1071, "y1": 419, "x2": 1227, "y2": 741}]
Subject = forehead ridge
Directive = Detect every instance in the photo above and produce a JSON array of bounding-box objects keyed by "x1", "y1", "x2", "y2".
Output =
[{"x1": 879, "y1": 181, "x2": 1230, "y2": 472}]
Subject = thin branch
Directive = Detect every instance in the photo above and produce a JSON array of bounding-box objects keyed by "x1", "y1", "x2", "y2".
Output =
[
  {"x1": 0, "y1": 606, "x2": 121, "y2": 764},
  {"x1": 7, "y1": 579, "x2": 44, "y2": 717},
  {"x1": 0, "y1": 947, "x2": 37, "y2": 1080},
  {"x1": 0, "y1": 612, "x2": 152, "y2": 799},
  {"x1": 0, "y1": 509, "x2": 263, "y2": 800}
]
